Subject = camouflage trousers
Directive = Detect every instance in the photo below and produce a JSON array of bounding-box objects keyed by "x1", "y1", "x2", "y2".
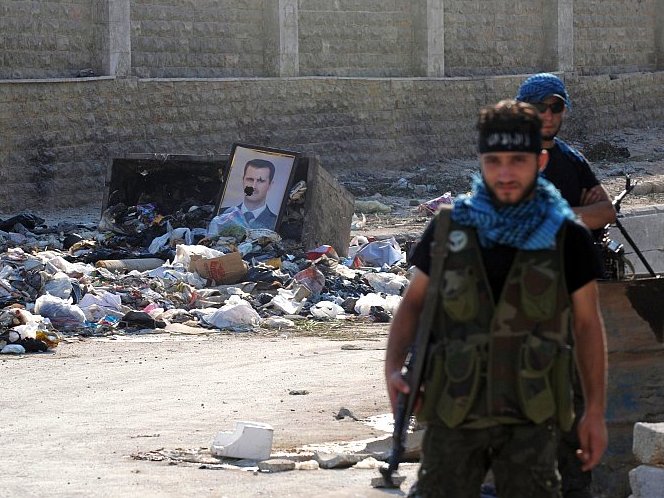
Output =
[{"x1": 408, "y1": 422, "x2": 561, "y2": 498}]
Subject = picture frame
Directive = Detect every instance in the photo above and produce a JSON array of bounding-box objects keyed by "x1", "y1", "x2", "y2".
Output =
[{"x1": 215, "y1": 143, "x2": 300, "y2": 232}]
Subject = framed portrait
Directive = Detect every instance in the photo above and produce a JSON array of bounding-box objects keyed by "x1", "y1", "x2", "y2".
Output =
[{"x1": 215, "y1": 143, "x2": 300, "y2": 232}]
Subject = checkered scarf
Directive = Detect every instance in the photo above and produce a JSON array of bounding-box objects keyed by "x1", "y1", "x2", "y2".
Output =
[{"x1": 452, "y1": 174, "x2": 576, "y2": 250}]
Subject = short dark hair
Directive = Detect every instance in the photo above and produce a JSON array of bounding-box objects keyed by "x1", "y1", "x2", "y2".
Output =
[
  {"x1": 243, "y1": 159, "x2": 275, "y2": 182},
  {"x1": 477, "y1": 99, "x2": 542, "y2": 154}
]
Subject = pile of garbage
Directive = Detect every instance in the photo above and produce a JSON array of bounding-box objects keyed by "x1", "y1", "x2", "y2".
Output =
[{"x1": 0, "y1": 197, "x2": 416, "y2": 354}]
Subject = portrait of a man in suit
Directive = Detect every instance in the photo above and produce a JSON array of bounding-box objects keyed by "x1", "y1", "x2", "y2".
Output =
[
  {"x1": 237, "y1": 159, "x2": 278, "y2": 230},
  {"x1": 217, "y1": 144, "x2": 298, "y2": 233}
]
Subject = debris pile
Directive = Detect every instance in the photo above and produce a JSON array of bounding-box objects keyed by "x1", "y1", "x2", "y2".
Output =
[{"x1": 0, "y1": 193, "x2": 416, "y2": 354}]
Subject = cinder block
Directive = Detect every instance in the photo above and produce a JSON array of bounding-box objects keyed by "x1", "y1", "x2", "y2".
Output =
[
  {"x1": 629, "y1": 465, "x2": 664, "y2": 498},
  {"x1": 633, "y1": 422, "x2": 664, "y2": 465}
]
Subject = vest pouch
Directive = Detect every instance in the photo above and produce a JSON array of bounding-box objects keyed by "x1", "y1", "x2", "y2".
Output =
[
  {"x1": 417, "y1": 346, "x2": 446, "y2": 424},
  {"x1": 520, "y1": 266, "x2": 558, "y2": 322},
  {"x1": 517, "y1": 335, "x2": 557, "y2": 424},
  {"x1": 442, "y1": 268, "x2": 479, "y2": 322},
  {"x1": 437, "y1": 340, "x2": 481, "y2": 428},
  {"x1": 552, "y1": 345, "x2": 575, "y2": 432}
]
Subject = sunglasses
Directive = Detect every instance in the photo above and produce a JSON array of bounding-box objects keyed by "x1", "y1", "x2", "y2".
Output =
[{"x1": 532, "y1": 101, "x2": 565, "y2": 114}]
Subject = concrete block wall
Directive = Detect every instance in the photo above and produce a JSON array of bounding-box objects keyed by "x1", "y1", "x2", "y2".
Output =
[
  {"x1": 297, "y1": 0, "x2": 413, "y2": 77},
  {"x1": 2, "y1": 72, "x2": 664, "y2": 213},
  {"x1": 443, "y1": 0, "x2": 554, "y2": 76},
  {"x1": 574, "y1": 0, "x2": 657, "y2": 75},
  {"x1": 0, "y1": 1, "x2": 98, "y2": 79},
  {"x1": 130, "y1": 0, "x2": 265, "y2": 78},
  {"x1": 629, "y1": 423, "x2": 664, "y2": 498}
]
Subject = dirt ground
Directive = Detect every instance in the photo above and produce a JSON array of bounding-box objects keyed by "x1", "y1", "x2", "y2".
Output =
[
  {"x1": 2, "y1": 323, "x2": 421, "y2": 498},
  {"x1": 2, "y1": 124, "x2": 663, "y2": 497}
]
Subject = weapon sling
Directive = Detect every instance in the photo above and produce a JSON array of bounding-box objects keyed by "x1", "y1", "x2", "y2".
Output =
[{"x1": 380, "y1": 206, "x2": 452, "y2": 484}]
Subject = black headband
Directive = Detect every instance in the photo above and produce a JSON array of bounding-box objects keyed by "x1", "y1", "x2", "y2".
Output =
[{"x1": 478, "y1": 130, "x2": 542, "y2": 154}]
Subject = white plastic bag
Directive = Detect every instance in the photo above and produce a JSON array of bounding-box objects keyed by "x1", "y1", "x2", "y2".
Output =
[
  {"x1": 354, "y1": 293, "x2": 402, "y2": 316},
  {"x1": 355, "y1": 237, "x2": 403, "y2": 267},
  {"x1": 34, "y1": 294, "x2": 86, "y2": 328},
  {"x1": 201, "y1": 295, "x2": 260, "y2": 330},
  {"x1": 310, "y1": 301, "x2": 345, "y2": 319},
  {"x1": 173, "y1": 245, "x2": 226, "y2": 270},
  {"x1": 364, "y1": 272, "x2": 409, "y2": 295},
  {"x1": 148, "y1": 223, "x2": 193, "y2": 254},
  {"x1": 41, "y1": 272, "x2": 73, "y2": 300}
]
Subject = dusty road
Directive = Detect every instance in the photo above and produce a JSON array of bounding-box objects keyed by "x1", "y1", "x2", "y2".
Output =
[{"x1": 1, "y1": 324, "x2": 419, "y2": 497}]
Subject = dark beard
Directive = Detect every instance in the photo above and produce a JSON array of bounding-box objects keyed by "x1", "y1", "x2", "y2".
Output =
[{"x1": 484, "y1": 175, "x2": 539, "y2": 207}]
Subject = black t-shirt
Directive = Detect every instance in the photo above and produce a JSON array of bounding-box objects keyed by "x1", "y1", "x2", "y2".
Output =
[
  {"x1": 409, "y1": 218, "x2": 603, "y2": 301},
  {"x1": 543, "y1": 142, "x2": 599, "y2": 207}
]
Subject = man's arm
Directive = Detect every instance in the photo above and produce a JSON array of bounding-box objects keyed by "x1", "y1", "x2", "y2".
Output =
[
  {"x1": 570, "y1": 279, "x2": 609, "y2": 471},
  {"x1": 574, "y1": 184, "x2": 616, "y2": 229},
  {"x1": 385, "y1": 269, "x2": 429, "y2": 413}
]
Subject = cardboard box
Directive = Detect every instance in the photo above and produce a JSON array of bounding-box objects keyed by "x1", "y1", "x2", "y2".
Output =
[{"x1": 190, "y1": 251, "x2": 247, "y2": 285}]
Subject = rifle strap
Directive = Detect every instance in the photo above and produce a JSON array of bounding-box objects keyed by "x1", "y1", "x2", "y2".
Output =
[{"x1": 416, "y1": 205, "x2": 452, "y2": 340}]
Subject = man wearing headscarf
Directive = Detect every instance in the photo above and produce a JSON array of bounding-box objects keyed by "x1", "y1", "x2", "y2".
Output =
[
  {"x1": 516, "y1": 73, "x2": 614, "y2": 498},
  {"x1": 385, "y1": 100, "x2": 608, "y2": 498},
  {"x1": 516, "y1": 73, "x2": 616, "y2": 239}
]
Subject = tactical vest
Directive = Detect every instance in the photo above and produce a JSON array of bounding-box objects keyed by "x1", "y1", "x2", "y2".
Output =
[{"x1": 419, "y1": 220, "x2": 575, "y2": 429}]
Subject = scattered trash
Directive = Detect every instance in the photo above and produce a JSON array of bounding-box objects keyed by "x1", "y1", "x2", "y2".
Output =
[
  {"x1": 261, "y1": 317, "x2": 296, "y2": 329},
  {"x1": 257, "y1": 459, "x2": 296, "y2": 473},
  {"x1": 0, "y1": 188, "x2": 421, "y2": 350},
  {"x1": 364, "y1": 272, "x2": 408, "y2": 295},
  {"x1": 310, "y1": 301, "x2": 345, "y2": 319},
  {"x1": 419, "y1": 192, "x2": 453, "y2": 215},
  {"x1": 355, "y1": 237, "x2": 404, "y2": 267},
  {"x1": 210, "y1": 421, "x2": 274, "y2": 460},
  {"x1": 294, "y1": 266, "x2": 326, "y2": 294},
  {"x1": 288, "y1": 389, "x2": 310, "y2": 395}
]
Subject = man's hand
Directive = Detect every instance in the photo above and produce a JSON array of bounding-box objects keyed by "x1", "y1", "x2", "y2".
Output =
[
  {"x1": 386, "y1": 369, "x2": 410, "y2": 415},
  {"x1": 576, "y1": 410, "x2": 608, "y2": 471}
]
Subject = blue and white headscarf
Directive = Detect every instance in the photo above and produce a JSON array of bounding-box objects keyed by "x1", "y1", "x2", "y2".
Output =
[
  {"x1": 452, "y1": 174, "x2": 576, "y2": 250},
  {"x1": 515, "y1": 73, "x2": 572, "y2": 109}
]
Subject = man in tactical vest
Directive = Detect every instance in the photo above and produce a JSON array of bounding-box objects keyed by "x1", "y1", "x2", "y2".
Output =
[{"x1": 385, "y1": 100, "x2": 608, "y2": 498}]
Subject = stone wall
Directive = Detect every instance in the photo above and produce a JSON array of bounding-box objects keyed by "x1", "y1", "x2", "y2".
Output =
[
  {"x1": 443, "y1": 0, "x2": 556, "y2": 76},
  {"x1": 2, "y1": 71, "x2": 663, "y2": 212},
  {"x1": 3, "y1": 1, "x2": 663, "y2": 79},
  {"x1": 130, "y1": 0, "x2": 265, "y2": 78},
  {"x1": 297, "y1": 0, "x2": 413, "y2": 77},
  {"x1": 574, "y1": 0, "x2": 658, "y2": 75},
  {"x1": 0, "y1": 1, "x2": 98, "y2": 79}
]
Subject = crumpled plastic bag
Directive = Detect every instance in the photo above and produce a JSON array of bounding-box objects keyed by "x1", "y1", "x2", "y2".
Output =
[
  {"x1": 201, "y1": 295, "x2": 260, "y2": 330},
  {"x1": 173, "y1": 245, "x2": 226, "y2": 270},
  {"x1": 364, "y1": 272, "x2": 409, "y2": 295},
  {"x1": 34, "y1": 294, "x2": 86, "y2": 328},
  {"x1": 354, "y1": 293, "x2": 402, "y2": 316},
  {"x1": 148, "y1": 222, "x2": 193, "y2": 254},
  {"x1": 269, "y1": 288, "x2": 307, "y2": 315},
  {"x1": 206, "y1": 207, "x2": 249, "y2": 237},
  {"x1": 41, "y1": 271, "x2": 73, "y2": 300},
  {"x1": 355, "y1": 237, "x2": 404, "y2": 267},
  {"x1": 311, "y1": 301, "x2": 345, "y2": 319},
  {"x1": 78, "y1": 292, "x2": 123, "y2": 322}
]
